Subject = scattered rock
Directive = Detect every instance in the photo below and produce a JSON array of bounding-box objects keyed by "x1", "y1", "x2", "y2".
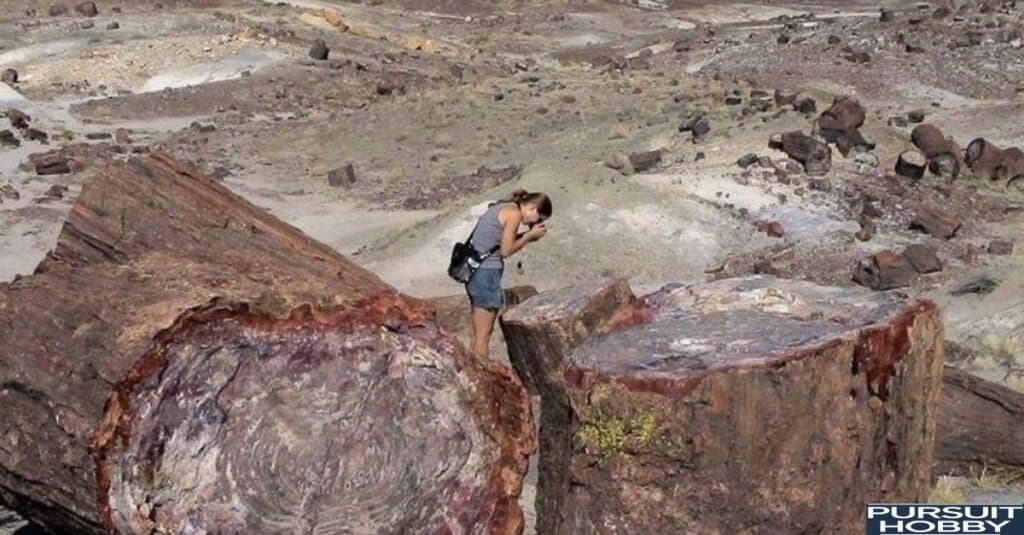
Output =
[
  {"x1": 679, "y1": 114, "x2": 711, "y2": 141},
  {"x1": 629, "y1": 150, "x2": 662, "y2": 173},
  {"x1": 763, "y1": 221, "x2": 784, "y2": 237},
  {"x1": 49, "y1": 5, "x2": 68, "y2": 16},
  {"x1": 85, "y1": 132, "x2": 111, "y2": 140},
  {"x1": 903, "y1": 244, "x2": 942, "y2": 273},
  {"x1": 987, "y1": 239, "x2": 1014, "y2": 255},
  {"x1": 794, "y1": 96, "x2": 817, "y2": 114},
  {"x1": 74, "y1": 1, "x2": 97, "y2": 17},
  {"x1": 855, "y1": 215, "x2": 875, "y2": 241},
  {"x1": 907, "y1": 110, "x2": 927, "y2": 123},
  {"x1": 0, "y1": 130, "x2": 19, "y2": 148},
  {"x1": 895, "y1": 149, "x2": 927, "y2": 179},
  {"x1": 23, "y1": 128, "x2": 47, "y2": 142},
  {"x1": 737, "y1": 153, "x2": 759, "y2": 168},
  {"x1": 106, "y1": 21, "x2": 120, "y2": 30},
  {"x1": 928, "y1": 154, "x2": 961, "y2": 179},
  {"x1": 376, "y1": 73, "x2": 406, "y2": 96},
  {"x1": 853, "y1": 250, "x2": 917, "y2": 290},
  {"x1": 724, "y1": 96, "x2": 743, "y2": 106},
  {"x1": 309, "y1": 39, "x2": 329, "y2": 61},
  {"x1": 80, "y1": 20, "x2": 94, "y2": 29},
  {"x1": 694, "y1": 152, "x2": 706, "y2": 161},
  {"x1": 844, "y1": 50, "x2": 871, "y2": 63},
  {"x1": 911, "y1": 124, "x2": 958, "y2": 159},
  {"x1": 911, "y1": 202, "x2": 960, "y2": 239},
  {"x1": 1, "y1": 69, "x2": 17, "y2": 84},
  {"x1": 114, "y1": 128, "x2": 132, "y2": 144},
  {"x1": 827, "y1": 35, "x2": 842, "y2": 45},
  {"x1": 817, "y1": 96, "x2": 865, "y2": 132},
  {"x1": 41, "y1": 184, "x2": 68, "y2": 201},
  {"x1": 5, "y1": 109, "x2": 30, "y2": 130},
  {"x1": 889, "y1": 115, "x2": 909, "y2": 128},
  {"x1": 29, "y1": 151, "x2": 71, "y2": 175},
  {"x1": 774, "y1": 89, "x2": 797, "y2": 106},
  {"x1": 880, "y1": 9, "x2": 895, "y2": 22},
  {"x1": 327, "y1": 164, "x2": 357, "y2": 187},
  {"x1": 769, "y1": 131, "x2": 831, "y2": 175}
]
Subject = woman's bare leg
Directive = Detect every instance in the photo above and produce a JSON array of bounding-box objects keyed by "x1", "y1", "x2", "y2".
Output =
[{"x1": 471, "y1": 307, "x2": 499, "y2": 359}]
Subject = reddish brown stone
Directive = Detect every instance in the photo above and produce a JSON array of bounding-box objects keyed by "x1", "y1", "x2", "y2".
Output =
[
  {"x1": 910, "y1": 202, "x2": 960, "y2": 239},
  {"x1": 502, "y1": 277, "x2": 942, "y2": 534},
  {"x1": 0, "y1": 153, "x2": 534, "y2": 534},
  {"x1": 327, "y1": 163, "x2": 356, "y2": 187},
  {"x1": 903, "y1": 244, "x2": 943, "y2": 273},
  {"x1": 854, "y1": 250, "x2": 918, "y2": 290}
]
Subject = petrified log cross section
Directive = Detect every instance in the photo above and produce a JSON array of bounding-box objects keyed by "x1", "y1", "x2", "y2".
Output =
[
  {"x1": 502, "y1": 276, "x2": 944, "y2": 534},
  {"x1": 0, "y1": 153, "x2": 534, "y2": 534}
]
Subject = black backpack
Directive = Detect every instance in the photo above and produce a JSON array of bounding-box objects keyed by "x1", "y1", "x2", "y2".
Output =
[{"x1": 447, "y1": 224, "x2": 499, "y2": 284}]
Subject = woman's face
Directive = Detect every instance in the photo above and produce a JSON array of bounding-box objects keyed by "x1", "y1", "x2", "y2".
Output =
[{"x1": 521, "y1": 202, "x2": 544, "y2": 225}]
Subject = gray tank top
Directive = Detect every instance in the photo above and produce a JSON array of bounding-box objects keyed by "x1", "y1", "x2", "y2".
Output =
[{"x1": 470, "y1": 203, "x2": 508, "y2": 269}]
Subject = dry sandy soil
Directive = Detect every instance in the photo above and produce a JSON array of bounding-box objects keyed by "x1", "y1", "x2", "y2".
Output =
[{"x1": 2, "y1": 0, "x2": 1024, "y2": 532}]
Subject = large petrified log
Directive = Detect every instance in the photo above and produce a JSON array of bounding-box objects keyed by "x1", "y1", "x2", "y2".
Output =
[
  {"x1": 936, "y1": 366, "x2": 1024, "y2": 475},
  {"x1": 0, "y1": 153, "x2": 534, "y2": 534},
  {"x1": 502, "y1": 276, "x2": 943, "y2": 534}
]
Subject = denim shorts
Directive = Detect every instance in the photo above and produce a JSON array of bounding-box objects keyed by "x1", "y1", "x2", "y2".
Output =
[{"x1": 466, "y1": 268, "x2": 504, "y2": 310}]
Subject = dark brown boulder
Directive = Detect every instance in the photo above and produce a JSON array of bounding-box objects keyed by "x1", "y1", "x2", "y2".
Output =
[
  {"x1": 29, "y1": 150, "x2": 71, "y2": 175},
  {"x1": 5, "y1": 108, "x2": 30, "y2": 129},
  {"x1": 895, "y1": 149, "x2": 927, "y2": 179},
  {"x1": 903, "y1": 244, "x2": 943, "y2": 273},
  {"x1": 0, "y1": 68, "x2": 17, "y2": 84},
  {"x1": 308, "y1": 38, "x2": 329, "y2": 60},
  {"x1": 818, "y1": 96, "x2": 865, "y2": 132},
  {"x1": 769, "y1": 131, "x2": 831, "y2": 175},
  {"x1": 0, "y1": 153, "x2": 534, "y2": 534},
  {"x1": 0, "y1": 129, "x2": 19, "y2": 148},
  {"x1": 929, "y1": 153, "x2": 961, "y2": 179},
  {"x1": 965, "y1": 137, "x2": 1004, "y2": 180},
  {"x1": 629, "y1": 149, "x2": 662, "y2": 173},
  {"x1": 327, "y1": 163, "x2": 356, "y2": 187},
  {"x1": 987, "y1": 239, "x2": 1014, "y2": 255},
  {"x1": 74, "y1": 1, "x2": 97, "y2": 16},
  {"x1": 911, "y1": 124, "x2": 958, "y2": 159},
  {"x1": 910, "y1": 202, "x2": 960, "y2": 239},
  {"x1": 502, "y1": 277, "x2": 942, "y2": 534},
  {"x1": 853, "y1": 250, "x2": 918, "y2": 290},
  {"x1": 937, "y1": 366, "x2": 1024, "y2": 475}
]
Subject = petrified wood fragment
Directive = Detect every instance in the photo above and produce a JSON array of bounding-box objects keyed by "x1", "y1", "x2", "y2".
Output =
[
  {"x1": 502, "y1": 276, "x2": 943, "y2": 534},
  {"x1": 0, "y1": 153, "x2": 534, "y2": 534}
]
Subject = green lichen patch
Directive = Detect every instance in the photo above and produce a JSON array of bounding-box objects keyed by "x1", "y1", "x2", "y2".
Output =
[{"x1": 575, "y1": 412, "x2": 660, "y2": 457}]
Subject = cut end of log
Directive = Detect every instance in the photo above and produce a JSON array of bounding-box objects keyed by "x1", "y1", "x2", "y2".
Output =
[
  {"x1": 503, "y1": 275, "x2": 944, "y2": 534},
  {"x1": 93, "y1": 294, "x2": 534, "y2": 534}
]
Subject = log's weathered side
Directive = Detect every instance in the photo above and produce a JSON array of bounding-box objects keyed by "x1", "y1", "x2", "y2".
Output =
[
  {"x1": 0, "y1": 153, "x2": 534, "y2": 534},
  {"x1": 936, "y1": 366, "x2": 1024, "y2": 475},
  {"x1": 502, "y1": 276, "x2": 944, "y2": 535}
]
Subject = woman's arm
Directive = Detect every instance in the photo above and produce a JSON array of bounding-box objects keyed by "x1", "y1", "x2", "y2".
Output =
[{"x1": 499, "y1": 207, "x2": 538, "y2": 259}]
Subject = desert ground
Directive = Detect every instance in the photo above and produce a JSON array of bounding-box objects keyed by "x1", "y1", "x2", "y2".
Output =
[{"x1": 2, "y1": 0, "x2": 1023, "y2": 532}]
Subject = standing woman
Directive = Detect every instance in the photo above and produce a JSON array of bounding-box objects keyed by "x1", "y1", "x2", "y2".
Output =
[{"x1": 466, "y1": 189, "x2": 552, "y2": 359}]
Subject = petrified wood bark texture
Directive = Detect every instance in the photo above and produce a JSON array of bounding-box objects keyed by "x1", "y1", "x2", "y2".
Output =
[
  {"x1": 502, "y1": 276, "x2": 944, "y2": 535},
  {"x1": 0, "y1": 153, "x2": 534, "y2": 534},
  {"x1": 937, "y1": 366, "x2": 1024, "y2": 475}
]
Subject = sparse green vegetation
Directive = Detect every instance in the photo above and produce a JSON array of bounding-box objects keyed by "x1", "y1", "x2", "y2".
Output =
[{"x1": 575, "y1": 411, "x2": 660, "y2": 457}]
